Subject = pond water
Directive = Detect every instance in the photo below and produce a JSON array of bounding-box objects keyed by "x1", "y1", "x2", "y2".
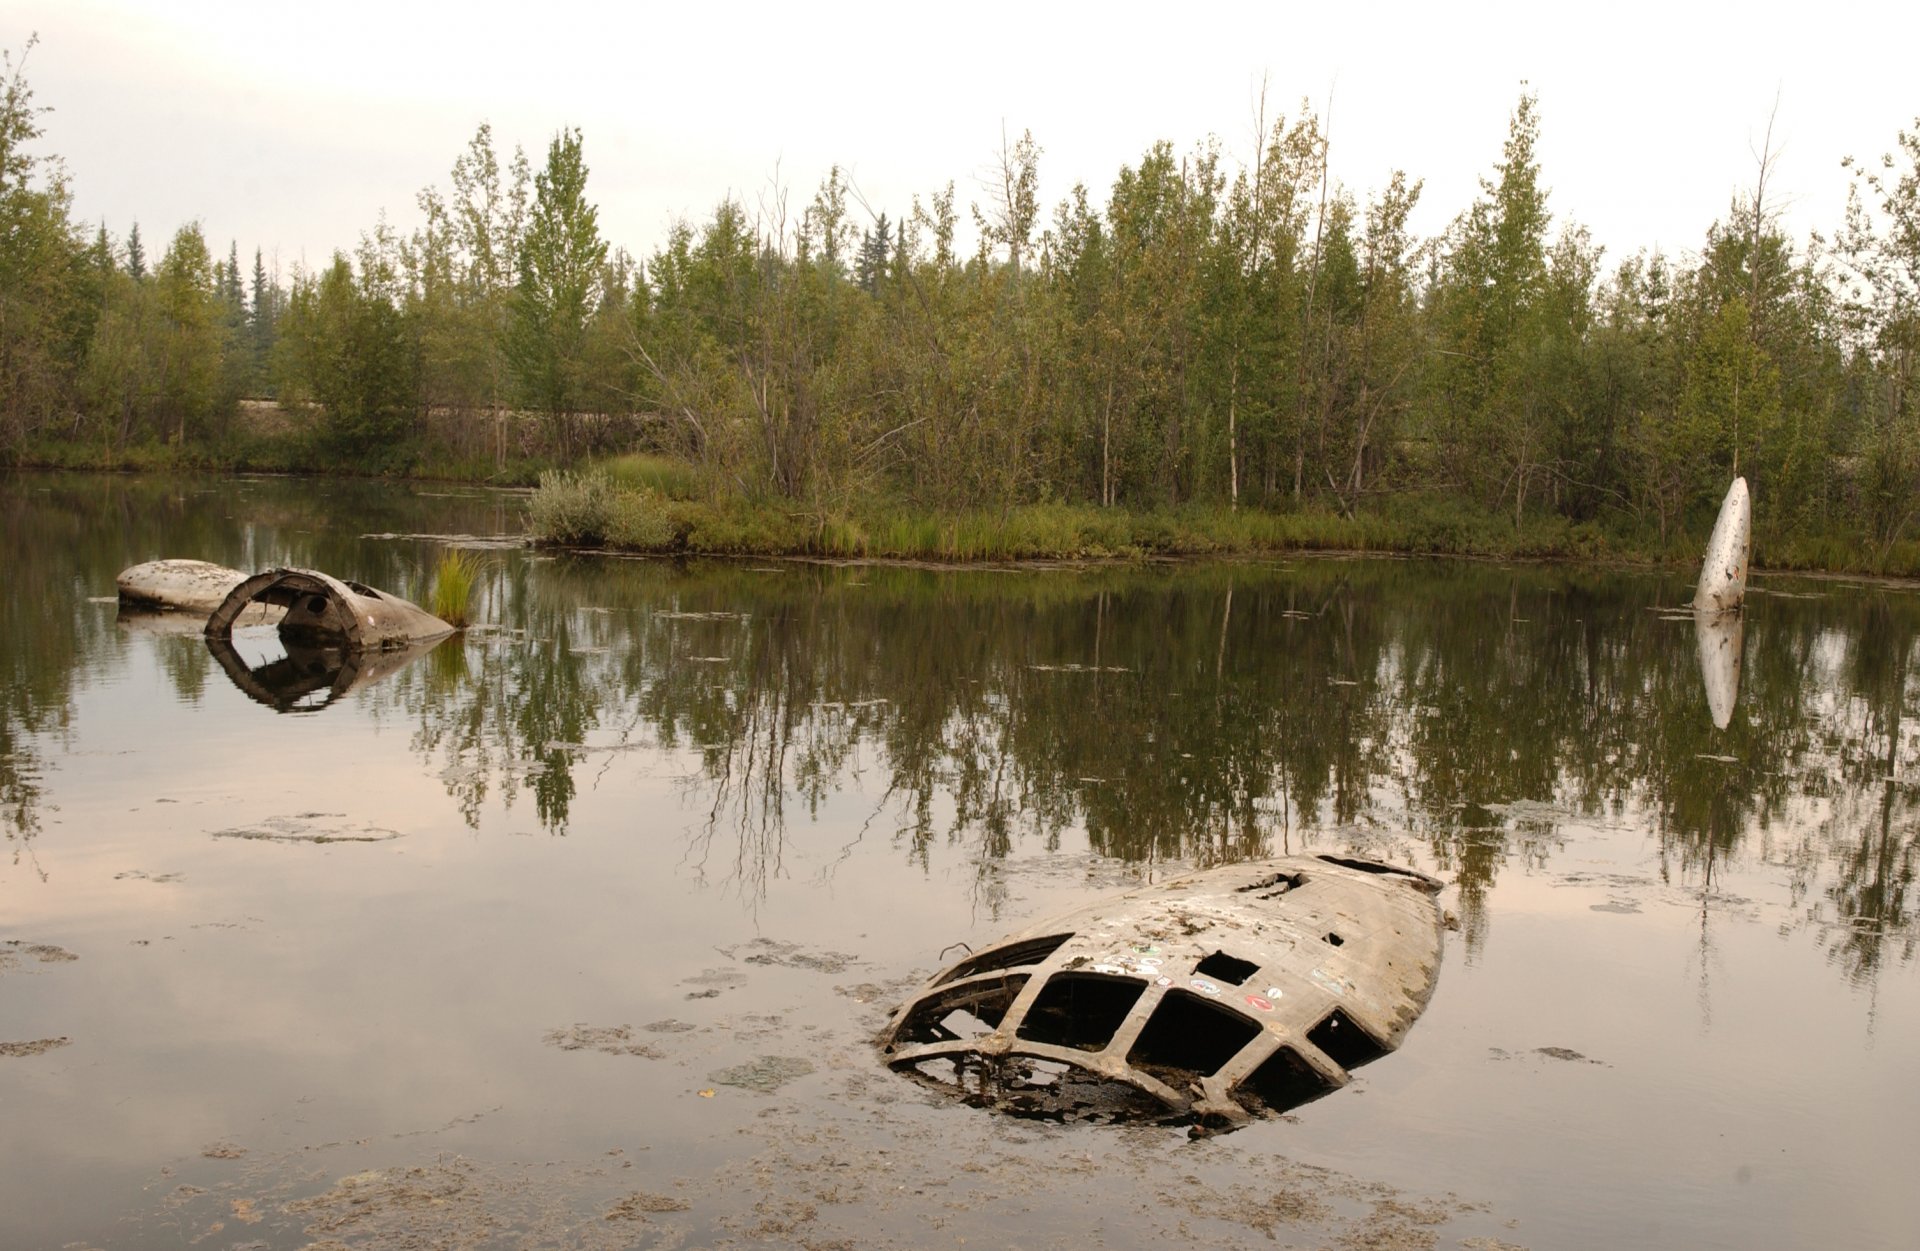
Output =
[{"x1": 2, "y1": 471, "x2": 1916, "y2": 1250}]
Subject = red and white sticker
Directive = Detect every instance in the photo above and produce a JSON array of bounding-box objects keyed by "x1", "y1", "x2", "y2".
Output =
[{"x1": 1244, "y1": 994, "x2": 1275, "y2": 1012}]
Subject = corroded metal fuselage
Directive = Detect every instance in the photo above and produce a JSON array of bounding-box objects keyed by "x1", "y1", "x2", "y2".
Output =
[
  {"x1": 879, "y1": 854, "x2": 1445, "y2": 1128},
  {"x1": 205, "y1": 568, "x2": 452, "y2": 651}
]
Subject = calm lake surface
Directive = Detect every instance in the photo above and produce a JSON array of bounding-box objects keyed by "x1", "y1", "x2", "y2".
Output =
[{"x1": 3, "y1": 471, "x2": 1916, "y2": 1250}]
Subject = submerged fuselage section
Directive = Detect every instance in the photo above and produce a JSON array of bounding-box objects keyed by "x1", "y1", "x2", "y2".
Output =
[{"x1": 879, "y1": 854, "x2": 1445, "y2": 1129}]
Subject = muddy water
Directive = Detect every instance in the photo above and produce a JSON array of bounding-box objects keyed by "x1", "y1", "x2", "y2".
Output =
[{"x1": 2, "y1": 471, "x2": 1916, "y2": 1250}]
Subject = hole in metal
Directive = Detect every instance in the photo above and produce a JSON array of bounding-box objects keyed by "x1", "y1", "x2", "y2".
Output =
[
  {"x1": 1237, "y1": 871, "x2": 1307, "y2": 899},
  {"x1": 1015, "y1": 974, "x2": 1145, "y2": 1052},
  {"x1": 1194, "y1": 951, "x2": 1260, "y2": 984},
  {"x1": 1128, "y1": 989, "x2": 1260, "y2": 1082},
  {"x1": 1314, "y1": 855, "x2": 1442, "y2": 892},
  {"x1": 1307, "y1": 1007, "x2": 1389, "y2": 1070},
  {"x1": 1237, "y1": 1046, "x2": 1338, "y2": 1116},
  {"x1": 895, "y1": 975, "x2": 1028, "y2": 1046}
]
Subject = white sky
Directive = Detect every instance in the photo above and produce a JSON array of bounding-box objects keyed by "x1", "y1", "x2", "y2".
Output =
[{"x1": 9, "y1": 0, "x2": 1917, "y2": 279}]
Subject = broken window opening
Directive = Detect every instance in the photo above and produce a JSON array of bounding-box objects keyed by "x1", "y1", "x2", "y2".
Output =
[
  {"x1": 1314, "y1": 855, "x2": 1440, "y2": 893},
  {"x1": 1307, "y1": 1007, "x2": 1389, "y2": 1069},
  {"x1": 1195, "y1": 951, "x2": 1260, "y2": 984},
  {"x1": 934, "y1": 934, "x2": 1072, "y2": 986},
  {"x1": 1237, "y1": 1046, "x2": 1338, "y2": 1116},
  {"x1": 1015, "y1": 974, "x2": 1146, "y2": 1052},
  {"x1": 911, "y1": 1057, "x2": 962, "y2": 1087},
  {"x1": 1236, "y1": 870, "x2": 1307, "y2": 899},
  {"x1": 896, "y1": 976, "x2": 1028, "y2": 1046},
  {"x1": 1127, "y1": 989, "x2": 1261, "y2": 1083}
]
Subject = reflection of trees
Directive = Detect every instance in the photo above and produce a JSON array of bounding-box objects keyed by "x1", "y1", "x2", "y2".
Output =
[
  {"x1": 350, "y1": 550, "x2": 1920, "y2": 983},
  {"x1": 1814, "y1": 597, "x2": 1920, "y2": 984},
  {"x1": 13, "y1": 471, "x2": 1920, "y2": 993},
  {"x1": 1, "y1": 482, "x2": 71, "y2": 877}
]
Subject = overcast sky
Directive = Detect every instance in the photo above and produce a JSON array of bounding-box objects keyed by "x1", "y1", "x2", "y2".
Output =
[{"x1": 9, "y1": 0, "x2": 1917, "y2": 278}]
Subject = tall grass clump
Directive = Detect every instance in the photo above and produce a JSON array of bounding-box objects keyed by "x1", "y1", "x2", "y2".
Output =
[
  {"x1": 600, "y1": 453, "x2": 705, "y2": 500},
  {"x1": 604, "y1": 487, "x2": 680, "y2": 550},
  {"x1": 430, "y1": 548, "x2": 483, "y2": 627}
]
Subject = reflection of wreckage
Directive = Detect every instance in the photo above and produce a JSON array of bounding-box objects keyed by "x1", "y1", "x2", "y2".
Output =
[
  {"x1": 880, "y1": 855, "x2": 1444, "y2": 1129},
  {"x1": 1694, "y1": 606, "x2": 1745, "y2": 730},
  {"x1": 206, "y1": 633, "x2": 446, "y2": 713},
  {"x1": 116, "y1": 560, "x2": 453, "y2": 712}
]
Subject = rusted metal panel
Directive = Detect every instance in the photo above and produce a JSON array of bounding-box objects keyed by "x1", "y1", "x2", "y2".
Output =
[{"x1": 879, "y1": 854, "x2": 1445, "y2": 1129}]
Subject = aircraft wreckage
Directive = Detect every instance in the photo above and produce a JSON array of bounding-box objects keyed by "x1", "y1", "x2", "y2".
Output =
[
  {"x1": 117, "y1": 560, "x2": 455, "y2": 710},
  {"x1": 879, "y1": 854, "x2": 1445, "y2": 1129},
  {"x1": 204, "y1": 567, "x2": 453, "y2": 649},
  {"x1": 117, "y1": 559, "x2": 452, "y2": 648},
  {"x1": 117, "y1": 559, "x2": 270, "y2": 617}
]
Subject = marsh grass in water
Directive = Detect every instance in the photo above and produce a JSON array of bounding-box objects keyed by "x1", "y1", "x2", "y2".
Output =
[
  {"x1": 430, "y1": 549, "x2": 484, "y2": 627},
  {"x1": 527, "y1": 475, "x2": 1631, "y2": 563}
]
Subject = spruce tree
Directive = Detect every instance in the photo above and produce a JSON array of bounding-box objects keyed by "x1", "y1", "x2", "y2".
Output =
[{"x1": 250, "y1": 247, "x2": 276, "y2": 395}]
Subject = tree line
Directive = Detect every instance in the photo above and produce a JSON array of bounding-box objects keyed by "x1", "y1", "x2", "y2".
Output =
[{"x1": 4, "y1": 36, "x2": 1918, "y2": 553}]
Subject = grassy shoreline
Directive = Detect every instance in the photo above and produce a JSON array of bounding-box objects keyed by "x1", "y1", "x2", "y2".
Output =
[
  {"x1": 525, "y1": 463, "x2": 1916, "y2": 578},
  {"x1": 10, "y1": 439, "x2": 1908, "y2": 577}
]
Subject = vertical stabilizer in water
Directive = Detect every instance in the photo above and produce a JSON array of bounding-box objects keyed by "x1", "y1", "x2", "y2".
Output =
[{"x1": 1693, "y1": 478, "x2": 1751, "y2": 613}]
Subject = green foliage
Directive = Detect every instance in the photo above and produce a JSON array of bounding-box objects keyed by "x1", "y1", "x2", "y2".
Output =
[
  {"x1": 8, "y1": 33, "x2": 1920, "y2": 575},
  {"x1": 152, "y1": 224, "x2": 228, "y2": 443},
  {"x1": 527, "y1": 467, "x2": 618, "y2": 543},
  {"x1": 430, "y1": 548, "x2": 483, "y2": 627},
  {"x1": 508, "y1": 128, "x2": 607, "y2": 433},
  {"x1": 0, "y1": 35, "x2": 84, "y2": 452},
  {"x1": 279, "y1": 256, "x2": 418, "y2": 465}
]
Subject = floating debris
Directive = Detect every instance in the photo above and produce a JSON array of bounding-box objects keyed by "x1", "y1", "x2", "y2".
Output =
[
  {"x1": 879, "y1": 854, "x2": 1445, "y2": 1130},
  {"x1": 725, "y1": 939, "x2": 858, "y2": 975},
  {"x1": 0, "y1": 941, "x2": 78, "y2": 973},
  {"x1": 708, "y1": 1055, "x2": 815, "y2": 1093},
  {"x1": 642, "y1": 1020, "x2": 698, "y2": 1034},
  {"x1": 605, "y1": 1191, "x2": 690, "y2": 1220},
  {"x1": 361, "y1": 531, "x2": 526, "y2": 550},
  {"x1": 1489, "y1": 1046, "x2": 1607, "y2": 1066},
  {"x1": 211, "y1": 813, "x2": 402, "y2": 844},
  {"x1": 1, "y1": 1037, "x2": 72, "y2": 1057},
  {"x1": 542, "y1": 1025, "x2": 663, "y2": 1058}
]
